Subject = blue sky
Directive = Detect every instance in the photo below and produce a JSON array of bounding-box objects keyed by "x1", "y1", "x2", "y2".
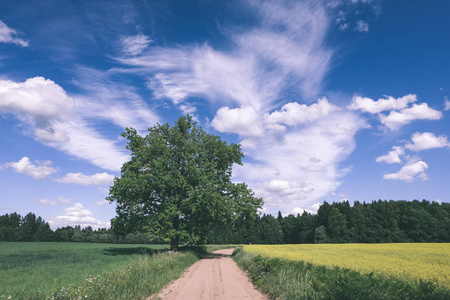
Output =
[{"x1": 0, "y1": 0, "x2": 449, "y2": 229}]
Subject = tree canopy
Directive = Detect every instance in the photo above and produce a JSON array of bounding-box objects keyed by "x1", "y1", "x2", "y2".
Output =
[{"x1": 107, "y1": 115, "x2": 263, "y2": 250}]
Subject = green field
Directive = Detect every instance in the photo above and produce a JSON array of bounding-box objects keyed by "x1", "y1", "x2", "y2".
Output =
[{"x1": 0, "y1": 242, "x2": 171, "y2": 299}]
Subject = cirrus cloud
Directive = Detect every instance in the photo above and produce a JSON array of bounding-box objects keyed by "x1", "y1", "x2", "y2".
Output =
[{"x1": 0, "y1": 20, "x2": 28, "y2": 47}]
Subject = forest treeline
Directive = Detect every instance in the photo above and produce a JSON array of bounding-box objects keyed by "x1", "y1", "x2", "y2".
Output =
[
  {"x1": 1, "y1": 200, "x2": 449, "y2": 244},
  {"x1": 207, "y1": 199, "x2": 450, "y2": 244}
]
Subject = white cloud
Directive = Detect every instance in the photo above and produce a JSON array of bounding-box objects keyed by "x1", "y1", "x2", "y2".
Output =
[
  {"x1": 444, "y1": 97, "x2": 450, "y2": 111},
  {"x1": 38, "y1": 196, "x2": 72, "y2": 206},
  {"x1": 375, "y1": 146, "x2": 404, "y2": 164},
  {"x1": 355, "y1": 20, "x2": 369, "y2": 32},
  {"x1": 0, "y1": 77, "x2": 74, "y2": 143},
  {"x1": 233, "y1": 110, "x2": 368, "y2": 213},
  {"x1": 383, "y1": 159, "x2": 428, "y2": 182},
  {"x1": 0, "y1": 74, "x2": 158, "y2": 171},
  {"x1": 348, "y1": 94, "x2": 417, "y2": 114},
  {"x1": 96, "y1": 199, "x2": 109, "y2": 206},
  {"x1": 405, "y1": 132, "x2": 449, "y2": 151},
  {"x1": 0, "y1": 20, "x2": 28, "y2": 47},
  {"x1": 73, "y1": 66, "x2": 160, "y2": 135},
  {"x1": 265, "y1": 98, "x2": 339, "y2": 126},
  {"x1": 1, "y1": 157, "x2": 56, "y2": 179},
  {"x1": 380, "y1": 103, "x2": 442, "y2": 130},
  {"x1": 48, "y1": 202, "x2": 110, "y2": 230},
  {"x1": 56, "y1": 172, "x2": 115, "y2": 186},
  {"x1": 211, "y1": 106, "x2": 264, "y2": 137},
  {"x1": 120, "y1": 34, "x2": 152, "y2": 56},
  {"x1": 117, "y1": 0, "x2": 332, "y2": 111}
]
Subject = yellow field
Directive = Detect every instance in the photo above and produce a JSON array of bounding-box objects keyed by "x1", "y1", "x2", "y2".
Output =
[{"x1": 243, "y1": 243, "x2": 450, "y2": 288}]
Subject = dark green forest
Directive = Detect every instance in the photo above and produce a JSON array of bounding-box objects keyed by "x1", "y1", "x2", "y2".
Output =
[{"x1": 1, "y1": 200, "x2": 449, "y2": 244}]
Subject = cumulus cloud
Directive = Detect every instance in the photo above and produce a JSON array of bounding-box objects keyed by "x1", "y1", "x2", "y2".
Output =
[
  {"x1": 48, "y1": 202, "x2": 110, "y2": 230},
  {"x1": 383, "y1": 159, "x2": 428, "y2": 182},
  {"x1": 211, "y1": 106, "x2": 264, "y2": 137},
  {"x1": 56, "y1": 172, "x2": 115, "y2": 186},
  {"x1": 349, "y1": 94, "x2": 442, "y2": 130},
  {"x1": 0, "y1": 20, "x2": 28, "y2": 47},
  {"x1": 380, "y1": 103, "x2": 442, "y2": 130},
  {"x1": 1, "y1": 157, "x2": 56, "y2": 179},
  {"x1": 120, "y1": 34, "x2": 152, "y2": 56},
  {"x1": 233, "y1": 110, "x2": 368, "y2": 213},
  {"x1": 405, "y1": 132, "x2": 449, "y2": 151},
  {"x1": 0, "y1": 74, "x2": 158, "y2": 171},
  {"x1": 348, "y1": 94, "x2": 417, "y2": 114},
  {"x1": 38, "y1": 196, "x2": 72, "y2": 206},
  {"x1": 265, "y1": 98, "x2": 339, "y2": 126},
  {"x1": 375, "y1": 146, "x2": 404, "y2": 164},
  {"x1": 0, "y1": 77, "x2": 74, "y2": 143}
]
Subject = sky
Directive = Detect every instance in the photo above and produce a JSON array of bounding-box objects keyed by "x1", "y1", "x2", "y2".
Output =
[{"x1": 0, "y1": 0, "x2": 449, "y2": 230}]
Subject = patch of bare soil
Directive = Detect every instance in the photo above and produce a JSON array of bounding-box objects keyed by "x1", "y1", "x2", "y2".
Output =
[{"x1": 152, "y1": 248, "x2": 267, "y2": 300}]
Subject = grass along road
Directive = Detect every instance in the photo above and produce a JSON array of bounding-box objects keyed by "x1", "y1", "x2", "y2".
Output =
[{"x1": 0, "y1": 242, "x2": 169, "y2": 299}]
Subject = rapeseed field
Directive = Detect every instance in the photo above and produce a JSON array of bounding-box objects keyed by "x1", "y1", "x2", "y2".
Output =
[{"x1": 243, "y1": 243, "x2": 450, "y2": 289}]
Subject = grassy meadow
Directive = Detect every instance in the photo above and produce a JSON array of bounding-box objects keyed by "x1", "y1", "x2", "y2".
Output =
[
  {"x1": 243, "y1": 243, "x2": 450, "y2": 289},
  {"x1": 0, "y1": 242, "x2": 174, "y2": 299}
]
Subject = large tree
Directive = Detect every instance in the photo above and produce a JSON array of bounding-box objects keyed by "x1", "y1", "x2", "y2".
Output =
[{"x1": 107, "y1": 115, "x2": 262, "y2": 250}]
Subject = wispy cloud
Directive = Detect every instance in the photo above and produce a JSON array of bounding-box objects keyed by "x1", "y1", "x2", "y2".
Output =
[
  {"x1": 0, "y1": 20, "x2": 28, "y2": 47},
  {"x1": 355, "y1": 20, "x2": 369, "y2": 32},
  {"x1": 116, "y1": 0, "x2": 332, "y2": 113},
  {"x1": 120, "y1": 34, "x2": 152, "y2": 56},
  {"x1": 37, "y1": 196, "x2": 72, "y2": 206}
]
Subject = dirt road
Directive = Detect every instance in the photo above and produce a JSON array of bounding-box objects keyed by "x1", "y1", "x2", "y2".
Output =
[{"x1": 155, "y1": 248, "x2": 267, "y2": 300}]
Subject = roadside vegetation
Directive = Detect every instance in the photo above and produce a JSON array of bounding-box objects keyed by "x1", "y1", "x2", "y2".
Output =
[
  {"x1": 0, "y1": 242, "x2": 233, "y2": 299},
  {"x1": 233, "y1": 246, "x2": 450, "y2": 300}
]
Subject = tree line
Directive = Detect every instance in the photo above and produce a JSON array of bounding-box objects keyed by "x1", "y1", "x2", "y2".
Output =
[
  {"x1": 206, "y1": 199, "x2": 450, "y2": 244},
  {"x1": 1, "y1": 199, "x2": 448, "y2": 244},
  {"x1": 0, "y1": 212, "x2": 154, "y2": 244}
]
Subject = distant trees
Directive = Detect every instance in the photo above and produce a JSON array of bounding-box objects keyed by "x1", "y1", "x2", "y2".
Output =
[
  {"x1": 207, "y1": 199, "x2": 450, "y2": 244},
  {"x1": 0, "y1": 213, "x2": 53, "y2": 242},
  {"x1": 0, "y1": 213, "x2": 154, "y2": 244},
  {"x1": 1, "y1": 199, "x2": 449, "y2": 244}
]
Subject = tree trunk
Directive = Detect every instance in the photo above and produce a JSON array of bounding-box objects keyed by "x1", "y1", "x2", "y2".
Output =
[
  {"x1": 170, "y1": 236, "x2": 179, "y2": 251},
  {"x1": 171, "y1": 215, "x2": 180, "y2": 251}
]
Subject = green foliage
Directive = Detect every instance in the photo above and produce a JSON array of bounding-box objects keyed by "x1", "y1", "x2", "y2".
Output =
[
  {"x1": 233, "y1": 248, "x2": 450, "y2": 300},
  {"x1": 107, "y1": 115, "x2": 262, "y2": 250}
]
